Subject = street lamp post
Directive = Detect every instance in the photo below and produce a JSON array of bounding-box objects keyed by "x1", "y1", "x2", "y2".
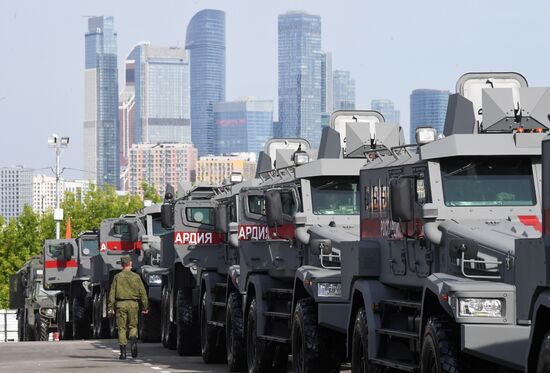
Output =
[{"x1": 48, "y1": 134, "x2": 69, "y2": 239}]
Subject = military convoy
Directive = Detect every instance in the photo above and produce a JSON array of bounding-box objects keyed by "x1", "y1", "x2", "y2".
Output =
[{"x1": 12, "y1": 70, "x2": 550, "y2": 372}]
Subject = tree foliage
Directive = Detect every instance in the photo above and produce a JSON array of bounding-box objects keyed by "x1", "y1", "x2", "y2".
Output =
[{"x1": 0, "y1": 184, "x2": 151, "y2": 309}]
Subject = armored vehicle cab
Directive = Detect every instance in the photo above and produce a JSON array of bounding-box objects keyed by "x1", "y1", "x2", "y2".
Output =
[
  {"x1": 42, "y1": 231, "x2": 99, "y2": 339},
  {"x1": 338, "y1": 72, "x2": 548, "y2": 372},
  {"x1": 10, "y1": 257, "x2": 58, "y2": 341},
  {"x1": 159, "y1": 184, "x2": 220, "y2": 355}
]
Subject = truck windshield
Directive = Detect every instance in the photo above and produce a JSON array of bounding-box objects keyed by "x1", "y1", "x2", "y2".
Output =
[
  {"x1": 311, "y1": 176, "x2": 359, "y2": 215},
  {"x1": 441, "y1": 157, "x2": 536, "y2": 206},
  {"x1": 81, "y1": 238, "x2": 99, "y2": 256}
]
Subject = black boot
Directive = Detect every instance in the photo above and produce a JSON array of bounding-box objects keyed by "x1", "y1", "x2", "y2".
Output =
[
  {"x1": 130, "y1": 337, "x2": 138, "y2": 358},
  {"x1": 119, "y1": 345, "x2": 127, "y2": 360}
]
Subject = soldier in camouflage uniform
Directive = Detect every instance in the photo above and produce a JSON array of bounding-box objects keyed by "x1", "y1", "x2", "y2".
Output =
[{"x1": 108, "y1": 256, "x2": 149, "y2": 360}]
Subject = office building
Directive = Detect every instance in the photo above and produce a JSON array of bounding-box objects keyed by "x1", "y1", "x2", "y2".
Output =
[
  {"x1": 186, "y1": 9, "x2": 226, "y2": 157},
  {"x1": 127, "y1": 143, "x2": 197, "y2": 197},
  {"x1": 321, "y1": 51, "x2": 333, "y2": 114},
  {"x1": 33, "y1": 175, "x2": 93, "y2": 215},
  {"x1": 371, "y1": 99, "x2": 400, "y2": 124},
  {"x1": 278, "y1": 11, "x2": 322, "y2": 146},
  {"x1": 333, "y1": 70, "x2": 355, "y2": 110},
  {"x1": 410, "y1": 89, "x2": 450, "y2": 141},
  {"x1": 119, "y1": 57, "x2": 136, "y2": 168},
  {"x1": 196, "y1": 153, "x2": 256, "y2": 185},
  {"x1": 127, "y1": 43, "x2": 191, "y2": 145},
  {"x1": 0, "y1": 166, "x2": 33, "y2": 221},
  {"x1": 84, "y1": 16, "x2": 120, "y2": 188},
  {"x1": 214, "y1": 98, "x2": 273, "y2": 155}
]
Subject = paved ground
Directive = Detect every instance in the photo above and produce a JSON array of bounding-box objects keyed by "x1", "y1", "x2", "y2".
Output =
[{"x1": 0, "y1": 339, "x2": 351, "y2": 372}]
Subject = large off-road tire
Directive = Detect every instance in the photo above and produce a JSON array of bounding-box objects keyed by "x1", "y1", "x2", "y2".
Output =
[
  {"x1": 140, "y1": 302, "x2": 161, "y2": 342},
  {"x1": 200, "y1": 291, "x2": 226, "y2": 363},
  {"x1": 292, "y1": 298, "x2": 341, "y2": 373},
  {"x1": 72, "y1": 296, "x2": 91, "y2": 339},
  {"x1": 226, "y1": 292, "x2": 247, "y2": 371},
  {"x1": 18, "y1": 311, "x2": 24, "y2": 342},
  {"x1": 176, "y1": 289, "x2": 200, "y2": 356},
  {"x1": 58, "y1": 297, "x2": 72, "y2": 340},
  {"x1": 162, "y1": 286, "x2": 177, "y2": 349},
  {"x1": 35, "y1": 313, "x2": 49, "y2": 341},
  {"x1": 351, "y1": 308, "x2": 376, "y2": 373},
  {"x1": 92, "y1": 291, "x2": 110, "y2": 339},
  {"x1": 246, "y1": 298, "x2": 288, "y2": 373},
  {"x1": 420, "y1": 316, "x2": 461, "y2": 373},
  {"x1": 26, "y1": 310, "x2": 36, "y2": 341},
  {"x1": 537, "y1": 332, "x2": 550, "y2": 373}
]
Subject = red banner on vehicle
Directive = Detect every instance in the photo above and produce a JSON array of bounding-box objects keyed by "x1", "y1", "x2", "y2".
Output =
[
  {"x1": 45, "y1": 259, "x2": 78, "y2": 269},
  {"x1": 518, "y1": 215, "x2": 542, "y2": 233},
  {"x1": 237, "y1": 224, "x2": 295, "y2": 241},
  {"x1": 174, "y1": 231, "x2": 225, "y2": 245},
  {"x1": 100, "y1": 241, "x2": 143, "y2": 252}
]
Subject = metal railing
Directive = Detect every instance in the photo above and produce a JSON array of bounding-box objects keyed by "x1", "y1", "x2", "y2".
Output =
[{"x1": 0, "y1": 309, "x2": 18, "y2": 342}]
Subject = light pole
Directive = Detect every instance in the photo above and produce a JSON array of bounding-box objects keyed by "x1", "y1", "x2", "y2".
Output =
[{"x1": 48, "y1": 134, "x2": 69, "y2": 239}]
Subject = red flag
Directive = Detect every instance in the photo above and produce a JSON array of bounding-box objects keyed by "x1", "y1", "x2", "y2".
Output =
[{"x1": 65, "y1": 217, "x2": 72, "y2": 239}]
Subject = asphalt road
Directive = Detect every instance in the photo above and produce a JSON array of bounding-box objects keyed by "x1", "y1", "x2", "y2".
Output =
[{"x1": 0, "y1": 339, "x2": 351, "y2": 372}]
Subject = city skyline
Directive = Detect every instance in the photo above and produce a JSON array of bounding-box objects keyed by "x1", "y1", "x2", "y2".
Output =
[{"x1": 2, "y1": 0, "x2": 550, "y2": 176}]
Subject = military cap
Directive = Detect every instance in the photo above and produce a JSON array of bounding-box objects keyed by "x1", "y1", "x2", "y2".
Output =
[{"x1": 120, "y1": 256, "x2": 131, "y2": 265}]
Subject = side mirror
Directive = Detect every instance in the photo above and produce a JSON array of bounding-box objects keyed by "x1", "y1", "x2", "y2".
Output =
[
  {"x1": 265, "y1": 190, "x2": 284, "y2": 228},
  {"x1": 215, "y1": 205, "x2": 228, "y2": 233},
  {"x1": 161, "y1": 203, "x2": 174, "y2": 228},
  {"x1": 129, "y1": 223, "x2": 140, "y2": 243},
  {"x1": 62, "y1": 242, "x2": 74, "y2": 260},
  {"x1": 390, "y1": 178, "x2": 413, "y2": 222},
  {"x1": 310, "y1": 239, "x2": 332, "y2": 256}
]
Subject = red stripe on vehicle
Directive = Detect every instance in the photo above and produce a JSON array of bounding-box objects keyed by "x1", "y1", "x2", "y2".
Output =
[
  {"x1": 45, "y1": 259, "x2": 78, "y2": 269},
  {"x1": 100, "y1": 241, "x2": 143, "y2": 252},
  {"x1": 237, "y1": 224, "x2": 296, "y2": 241},
  {"x1": 518, "y1": 215, "x2": 542, "y2": 233},
  {"x1": 174, "y1": 231, "x2": 225, "y2": 245}
]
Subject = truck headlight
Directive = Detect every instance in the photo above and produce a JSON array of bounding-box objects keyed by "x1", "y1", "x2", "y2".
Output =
[
  {"x1": 148, "y1": 274, "x2": 162, "y2": 286},
  {"x1": 45, "y1": 308, "x2": 54, "y2": 316},
  {"x1": 459, "y1": 298, "x2": 503, "y2": 318},
  {"x1": 317, "y1": 282, "x2": 342, "y2": 298}
]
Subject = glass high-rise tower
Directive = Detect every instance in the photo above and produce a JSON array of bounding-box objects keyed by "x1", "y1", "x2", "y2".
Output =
[
  {"x1": 410, "y1": 89, "x2": 450, "y2": 142},
  {"x1": 127, "y1": 43, "x2": 191, "y2": 145},
  {"x1": 84, "y1": 16, "x2": 120, "y2": 188},
  {"x1": 333, "y1": 70, "x2": 356, "y2": 111},
  {"x1": 186, "y1": 9, "x2": 226, "y2": 157},
  {"x1": 278, "y1": 11, "x2": 322, "y2": 147},
  {"x1": 371, "y1": 99, "x2": 400, "y2": 124}
]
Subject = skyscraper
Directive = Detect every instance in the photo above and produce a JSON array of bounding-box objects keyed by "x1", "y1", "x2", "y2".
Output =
[
  {"x1": 320, "y1": 51, "x2": 333, "y2": 127},
  {"x1": 127, "y1": 43, "x2": 191, "y2": 145},
  {"x1": 278, "y1": 11, "x2": 322, "y2": 146},
  {"x1": 84, "y1": 16, "x2": 120, "y2": 188},
  {"x1": 371, "y1": 99, "x2": 400, "y2": 124},
  {"x1": 214, "y1": 98, "x2": 273, "y2": 155},
  {"x1": 186, "y1": 9, "x2": 226, "y2": 157},
  {"x1": 119, "y1": 58, "x2": 136, "y2": 168},
  {"x1": 410, "y1": 89, "x2": 450, "y2": 141},
  {"x1": 333, "y1": 70, "x2": 355, "y2": 111}
]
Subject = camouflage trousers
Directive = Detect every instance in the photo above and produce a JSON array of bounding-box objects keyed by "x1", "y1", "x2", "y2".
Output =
[{"x1": 116, "y1": 300, "x2": 139, "y2": 346}]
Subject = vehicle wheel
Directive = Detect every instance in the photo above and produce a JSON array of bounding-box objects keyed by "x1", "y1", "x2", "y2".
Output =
[
  {"x1": 92, "y1": 292, "x2": 99, "y2": 338},
  {"x1": 420, "y1": 316, "x2": 461, "y2": 373},
  {"x1": 140, "y1": 302, "x2": 161, "y2": 342},
  {"x1": 201, "y1": 291, "x2": 226, "y2": 363},
  {"x1": 292, "y1": 298, "x2": 341, "y2": 373},
  {"x1": 537, "y1": 332, "x2": 550, "y2": 373},
  {"x1": 100, "y1": 290, "x2": 111, "y2": 339},
  {"x1": 72, "y1": 296, "x2": 90, "y2": 339},
  {"x1": 176, "y1": 289, "x2": 200, "y2": 355},
  {"x1": 58, "y1": 297, "x2": 73, "y2": 340},
  {"x1": 35, "y1": 313, "x2": 49, "y2": 341},
  {"x1": 351, "y1": 308, "x2": 376, "y2": 373},
  {"x1": 164, "y1": 287, "x2": 177, "y2": 349},
  {"x1": 246, "y1": 298, "x2": 288, "y2": 373},
  {"x1": 226, "y1": 292, "x2": 246, "y2": 371},
  {"x1": 18, "y1": 311, "x2": 24, "y2": 342}
]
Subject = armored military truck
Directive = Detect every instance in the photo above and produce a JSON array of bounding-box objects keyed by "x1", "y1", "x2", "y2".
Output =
[
  {"x1": 238, "y1": 118, "x2": 403, "y2": 373},
  {"x1": 90, "y1": 205, "x2": 167, "y2": 341},
  {"x1": 10, "y1": 257, "x2": 58, "y2": 341},
  {"x1": 158, "y1": 184, "x2": 223, "y2": 357},
  {"x1": 41, "y1": 231, "x2": 99, "y2": 340},
  {"x1": 331, "y1": 72, "x2": 548, "y2": 372}
]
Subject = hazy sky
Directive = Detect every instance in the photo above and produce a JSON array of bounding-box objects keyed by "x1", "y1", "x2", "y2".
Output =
[{"x1": 1, "y1": 0, "x2": 549, "y2": 179}]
